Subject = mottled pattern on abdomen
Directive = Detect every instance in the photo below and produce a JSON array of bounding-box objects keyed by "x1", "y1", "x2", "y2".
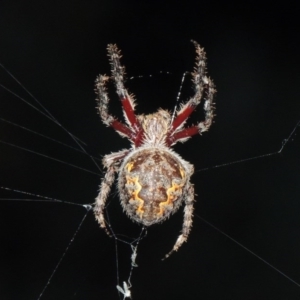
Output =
[{"x1": 118, "y1": 148, "x2": 187, "y2": 226}]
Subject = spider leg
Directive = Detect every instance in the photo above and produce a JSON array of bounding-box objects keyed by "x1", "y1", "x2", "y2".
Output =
[
  {"x1": 167, "y1": 77, "x2": 216, "y2": 145},
  {"x1": 94, "y1": 149, "x2": 129, "y2": 235},
  {"x1": 163, "y1": 183, "x2": 195, "y2": 260},
  {"x1": 107, "y1": 44, "x2": 141, "y2": 133},
  {"x1": 166, "y1": 40, "x2": 216, "y2": 145},
  {"x1": 95, "y1": 75, "x2": 134, "y2": 140}
]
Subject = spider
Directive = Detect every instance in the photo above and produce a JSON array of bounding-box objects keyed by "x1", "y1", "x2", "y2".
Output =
[{"x1": 94, "y1": 40, "x2": 216, "y2": 258}]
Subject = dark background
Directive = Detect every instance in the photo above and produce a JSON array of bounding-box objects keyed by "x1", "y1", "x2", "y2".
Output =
[{"x1": 0, "y1": 1, "x2": 300, "y2": 299}]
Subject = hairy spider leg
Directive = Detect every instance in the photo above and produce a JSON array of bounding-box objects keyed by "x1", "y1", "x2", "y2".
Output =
[
  {"x1": 95, "y1": 75, "x2": 134, "y2": 140},
  {"x1": 166, "y1": 41, "x2": 216, "y2": 146},
  {"x1": 94, "y1": 164, "x2": 116, "y2": 236},
  {"x1": 168, "y1": 77, "x2": 216, "y2": 145},
  {"x1": 164, "y1": 182, "x2": 195, "y2": 259},
  {"x1": 107, "y1": 44, "x2": 144, "y2": 146},
  {"x1": 168, "y1": 41, "x2": 208, "y2": 134},
  {"x1": 94, "y1": 150, "x2": 130, "y2": 235}
]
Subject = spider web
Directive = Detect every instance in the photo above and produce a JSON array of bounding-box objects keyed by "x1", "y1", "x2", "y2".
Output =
[
  {"x1": 1, "y1": 59, "x2": 300, "y2": 300},
  {"x1": 1, "y1": 62, "x2": 299, "y2": 299}
]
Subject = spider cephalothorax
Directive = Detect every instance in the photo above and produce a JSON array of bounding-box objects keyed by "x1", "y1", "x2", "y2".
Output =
[{"x1": 94, "y1": 41, "x2": 216, "y2": 258}]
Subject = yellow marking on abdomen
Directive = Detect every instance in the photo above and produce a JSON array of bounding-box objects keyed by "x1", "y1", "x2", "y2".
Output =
[
  {"x1": 158, "y1": 167, "x2": 185, "y2": 216},
  {"x1": 126, "y1": 162, "x2": 135, "y2": 172},
  {"x1": 126, "y1": 175, "x2": 144, "y2": 218}
]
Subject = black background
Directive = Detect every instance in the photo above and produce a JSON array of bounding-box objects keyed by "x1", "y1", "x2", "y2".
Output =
[{"x1": 1, "y1": 1, "x2": 300, "y2": 299}]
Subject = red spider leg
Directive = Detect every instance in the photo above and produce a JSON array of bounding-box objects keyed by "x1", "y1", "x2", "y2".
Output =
[
  {"x1": 168, "y1": 104, "x2": 196, "y2": 137},
  {"x1": 167, "y1": 77, "x2": 216, "y2": 145},
  {"x1": 110, "y1": 119, "x2": 133, "y2": 138},
  {"x1": 169, "y1": 126, "x2": 199, "y2": 144},
  {"x1": 95, "y1": 75, "x2": 136, "y2": 141},
  {"x1": 166, "y1": 40, "x2": 215, "y2": 145},
  {"x1": 168, "y1": 41, "x2": 207, "y2": 132},
  {"x1": 107, "y1": 44, "x2": 143, "y2": 145}
]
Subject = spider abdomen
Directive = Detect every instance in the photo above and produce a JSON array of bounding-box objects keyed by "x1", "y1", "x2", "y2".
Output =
[{"x1": 118, "y1": 147, "x2": 191, "y2": 226}]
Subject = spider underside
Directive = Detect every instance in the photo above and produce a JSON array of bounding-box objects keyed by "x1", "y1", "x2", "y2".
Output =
[{"x1": 94, "y1": 41, "x2": 216, "y2": 259}]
